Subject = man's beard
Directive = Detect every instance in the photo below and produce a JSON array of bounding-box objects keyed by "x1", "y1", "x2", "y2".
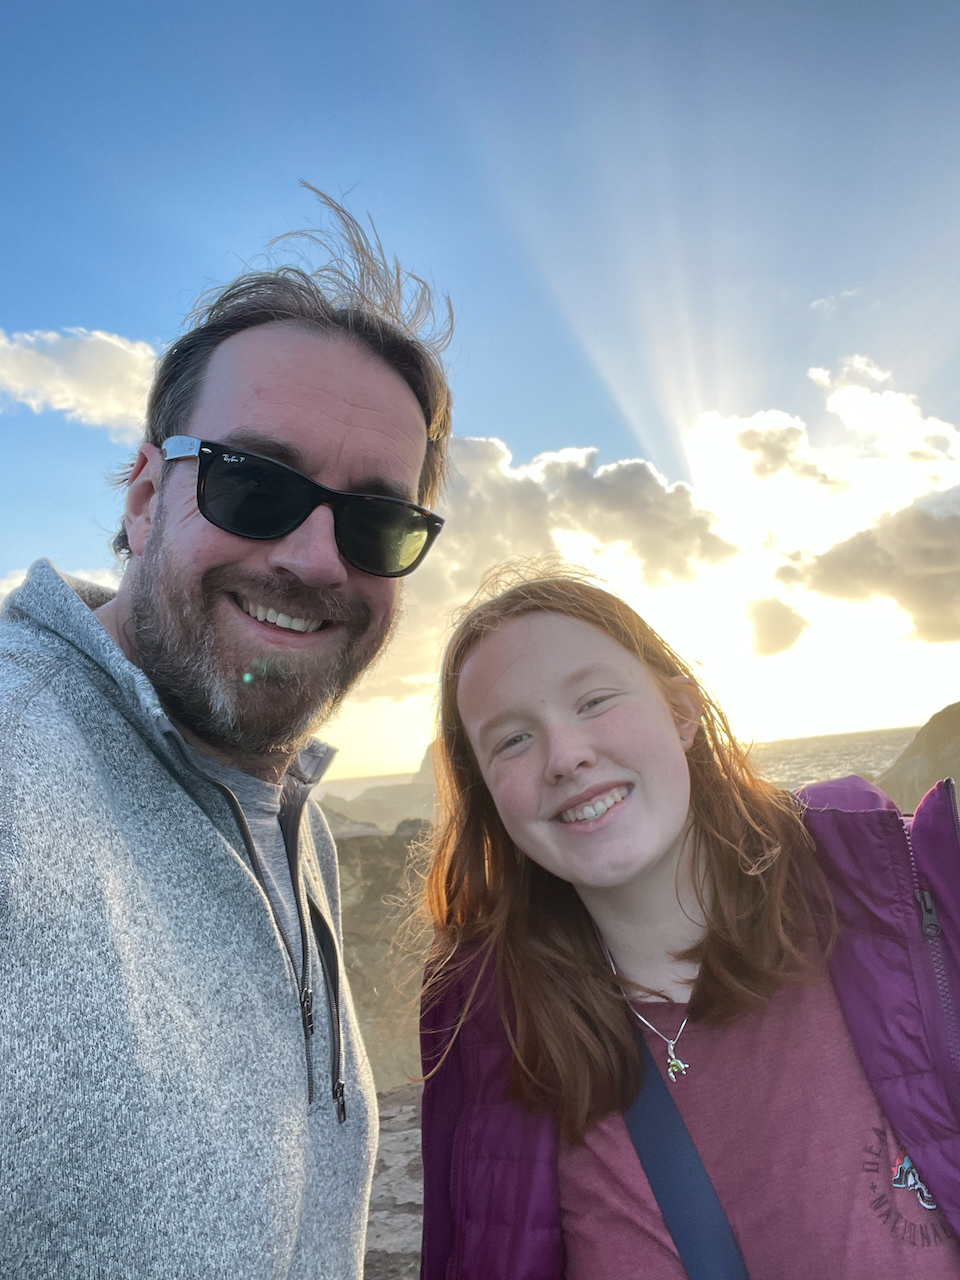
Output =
[{"x1": 130, "y1": 516, "x2": 394, "y2": 758}]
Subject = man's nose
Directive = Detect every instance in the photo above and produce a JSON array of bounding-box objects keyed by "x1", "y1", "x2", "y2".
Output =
[
  {"x1": 262, "y1": 503, "x2": 350, "y2": 589},
  {"x1": 544, "y1": 722, "x2": 596, "y2": 781}
]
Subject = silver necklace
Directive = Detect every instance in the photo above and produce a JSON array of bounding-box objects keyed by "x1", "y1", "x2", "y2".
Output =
[
  {"x1": 600, "y1": 938, "x2": 690, "y2": 1082},
  {"x1": 629, "y1": 1007, "x2": 689, "y2": 1082}
]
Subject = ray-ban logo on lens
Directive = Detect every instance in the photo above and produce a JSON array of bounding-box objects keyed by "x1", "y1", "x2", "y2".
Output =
[{"x1": 222, "y1": 454, "x2": 245, "y2": 463}]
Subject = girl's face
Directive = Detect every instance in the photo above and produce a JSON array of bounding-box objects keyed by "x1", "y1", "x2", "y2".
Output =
[{"x1": 456, "y1": 612, "x2": 699, "y2": 892}]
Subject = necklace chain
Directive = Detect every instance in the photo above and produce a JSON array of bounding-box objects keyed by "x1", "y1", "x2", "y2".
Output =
[
  {"x1": 629, "y1": 1006, "x2": 690, "y2": 1082},
  {"x1": 599, "y1": 937, "x2": 691, "y2": 1083}
]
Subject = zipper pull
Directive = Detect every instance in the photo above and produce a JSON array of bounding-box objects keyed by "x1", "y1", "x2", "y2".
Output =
[
  {"x1": 333, "y1": 1078, "x2": 346, "y2": 1124},
  {"x1": 915, "y1": 890, "x2": 943, "y2": 939},
  {"x1": 300, "y1": 987, "x2": 315, "y2": 1036}
]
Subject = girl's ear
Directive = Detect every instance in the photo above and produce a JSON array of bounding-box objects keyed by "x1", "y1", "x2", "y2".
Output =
[{"x1": 667, "y1": 675, "x2": 703, "y2": 754}]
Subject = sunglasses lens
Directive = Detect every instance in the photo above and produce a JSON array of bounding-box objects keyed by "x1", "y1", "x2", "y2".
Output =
[
  {"x1": 197, "y1": 447, "x2": 435, "y2": 574},
  {"x1": 202, "y1": 453, "x2": 314, "y2": 539},
  {"x1": 338, "y1": 500, "x2": 430, "y2": 576}
]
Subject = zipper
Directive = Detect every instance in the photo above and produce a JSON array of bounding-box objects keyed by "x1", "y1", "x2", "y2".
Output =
[
  {"x1": 210, "y1": 779, "x2": 317, "y2": 1104},
  {"x1": 164, "y1": 734, "x2": 346, "y2": 1120},
  {"x1": 309, "y1": 899, "x2": 347, "y2": 1123},
  {"x1": 280, "y1": 780, "x2": 346, "y2": 1122},
  {"x1": 447, "y1": 1002, "x2": 469, "y2": 1279},
  {"x1": 902, "y1": 810, "x2": 960, "y2": 1074}
]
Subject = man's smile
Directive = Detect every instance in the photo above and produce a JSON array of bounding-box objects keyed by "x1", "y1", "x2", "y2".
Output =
[{"x1": 235, "y1": 593, "x2": 332, "y2": 634}]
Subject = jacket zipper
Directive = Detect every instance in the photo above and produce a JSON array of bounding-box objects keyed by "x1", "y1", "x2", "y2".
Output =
[
  {"x1": 164, "y1": 736, "x2": 344, "y2": 1114},
  {"x1": 211, "y1": 773, "x2": 350, "y2": 1116},
  {"x1": 309, "y1": 899, "x2": 347, "y2": 1123},
  {"x1": 447, "y1": 1002, "x2": 469, "y2": 1280},
  {"x1": 902, "y1": 804, "x2": 960, "y2": 1074},
  {"x1": 281, "y1": 780, "x2": 347, "y2": 1124}
]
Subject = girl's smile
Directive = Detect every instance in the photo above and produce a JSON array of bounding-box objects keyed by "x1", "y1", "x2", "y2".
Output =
[{"x1": 456, "y1": 611, "x2": 701, "y2": 892}]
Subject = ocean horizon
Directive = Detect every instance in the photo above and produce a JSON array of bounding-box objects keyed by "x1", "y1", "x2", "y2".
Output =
[{"x1": 318, "y1": 724, "x2": 921, "y2": 802}]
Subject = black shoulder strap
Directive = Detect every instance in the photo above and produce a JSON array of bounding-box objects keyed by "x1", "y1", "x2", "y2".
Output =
[{"x1": 623, "y1": 1030, "x2": 750, "y2": 1280}]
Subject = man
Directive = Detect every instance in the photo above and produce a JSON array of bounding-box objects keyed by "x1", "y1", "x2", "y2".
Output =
[{"x1": 0, "y1": 200, "x2": 452, "y2": 1279}]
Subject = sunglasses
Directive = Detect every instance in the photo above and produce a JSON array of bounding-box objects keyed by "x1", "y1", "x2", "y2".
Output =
[{"x1": 159, "y1": 436, "x2": 444, "y2": 578}]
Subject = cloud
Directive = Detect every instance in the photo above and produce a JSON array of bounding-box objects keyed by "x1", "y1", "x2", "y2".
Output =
[
  {"x1": 0, "y1": 328, "x2": 155, "y2": 443},
  {"x1": 352, "y1": 435, "x2": 735, "y2": 699},
  {"x1": 840, "y1": 354, "x2": 890, "y2": 383},
  {"x1": 735, "y1": 423, "x2": 841, "y2": 488},
  {"x1": 0, "y1": 566, "x2": 119, "y2": 610},
  {"x1": 747, "y1": 597, "x2": 808, "y2": 656},
  {"x1": 778, "y1": 485, "x2": 960, "y2": 641},
  {"x1": 0, "y1": 571, "x2": 27, "y2": 607},
  {"x1": 809, "y1": 290, "x2": 860, "y2": 313}
]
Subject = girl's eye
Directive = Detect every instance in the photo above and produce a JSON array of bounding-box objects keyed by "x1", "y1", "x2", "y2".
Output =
[
  {"x1": 581, "y1": 694, "x2": 614, "y2": 712},
  {"x1": 496, "y1": 732, "x2": 529, "y2": 755}
]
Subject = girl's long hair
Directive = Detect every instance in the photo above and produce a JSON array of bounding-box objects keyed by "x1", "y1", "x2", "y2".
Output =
[{"x1": 422, "y1": 563, "x2": 830, "y2": 1144}]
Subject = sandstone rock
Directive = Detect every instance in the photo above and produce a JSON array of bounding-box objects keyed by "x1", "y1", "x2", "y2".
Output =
[
  {"x1": 364, "y1": 1082, "x2": 423, "y2": 1280},
  {"x1": 323, "y1": 807, "x2": 383, "y2": 839},
  {"x1": 876, "y1": 702, "x2": 960, "y2": 813},
  {"x1": 336, "y1": 829, "x2": 429, "y2": 1092},
  {"x1": 326, "y1": 783, "x2": 436, "y2": 834}
]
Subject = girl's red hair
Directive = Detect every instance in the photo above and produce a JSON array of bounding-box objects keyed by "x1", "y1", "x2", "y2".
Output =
[{"x1": 423, "y1": 563, "x2": 830, "y2": 1143}]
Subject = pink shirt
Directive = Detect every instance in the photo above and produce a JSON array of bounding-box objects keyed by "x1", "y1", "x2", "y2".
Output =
[{"x1": 559, "y1": 971, "x2": 960, "y2": 1278}]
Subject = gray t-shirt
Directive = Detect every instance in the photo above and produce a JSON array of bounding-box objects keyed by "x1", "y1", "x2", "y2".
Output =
[{"x1": 178, "y1": 741, "x2": 305, "y2": 978}]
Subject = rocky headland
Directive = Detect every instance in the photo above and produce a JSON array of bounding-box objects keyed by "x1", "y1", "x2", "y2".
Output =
[{"x1": 876, "y1": 702, "x2": 960, "y2": 812}]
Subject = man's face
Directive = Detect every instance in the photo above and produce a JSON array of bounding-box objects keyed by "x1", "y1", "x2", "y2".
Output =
[{"x1": 128, "y1": 323, "x2": 428, "y2": 756}]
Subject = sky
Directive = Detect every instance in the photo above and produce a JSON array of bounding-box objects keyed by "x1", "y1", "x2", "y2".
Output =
[{"x1": 3, "y1": 1, "x2": 960, "y2": 778}]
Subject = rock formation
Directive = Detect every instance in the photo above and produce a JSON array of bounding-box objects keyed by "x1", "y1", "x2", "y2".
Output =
[
  {"x1": 336, "y1": 822, "x2": 430, "y2": 1092},
  {"x1": 876, "y1": 702, "x2": 960, "y2": 813},
  {"x1": 365, "y1": 1083, "x2": 423, "y2": 1280}
]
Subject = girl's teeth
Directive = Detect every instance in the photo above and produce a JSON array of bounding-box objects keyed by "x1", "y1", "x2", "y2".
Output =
[
  {"x1": 256, "y1": 605, "x2": 267, "y2": 622},
  {"x1": 266, "y1": 608, "x2": 279, "y2": 624},
  {"x1": 560, "y1": 788, "x2": 627, "y2": 824}
]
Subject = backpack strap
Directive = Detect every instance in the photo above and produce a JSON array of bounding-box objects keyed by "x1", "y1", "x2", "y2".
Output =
[{"x1": 623, "y1": 1030, "x2": 751, "y2": 1279}]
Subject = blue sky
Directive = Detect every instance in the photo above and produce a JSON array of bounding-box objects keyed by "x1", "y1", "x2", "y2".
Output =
[{"x1": 3, "y1": 1, "x2": 960, "y2": 770}]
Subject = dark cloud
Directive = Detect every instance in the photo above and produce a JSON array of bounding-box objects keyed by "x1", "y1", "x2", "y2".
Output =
[
  {"x1": 736, "y1": 425, "x2": 841, "y2": 488},
  {"x1": 781, "y1": 485, "x2": 960, "y2": 642},
  {"x1": 747, "y1": 598, "x2": 809, "y2": 656},
  {"x1": 352, "y1": 437, "x2": 737, "y2": 699}
]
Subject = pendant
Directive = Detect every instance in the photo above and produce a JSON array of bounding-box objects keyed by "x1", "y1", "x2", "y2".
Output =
[{"x1": 666, "y1": 1042, "x2": 688, "y2": 1082}]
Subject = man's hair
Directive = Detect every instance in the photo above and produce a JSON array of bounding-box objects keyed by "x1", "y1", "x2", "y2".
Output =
[{"x1": 114, "y1": 186, "x2": 453, "y2": 558}]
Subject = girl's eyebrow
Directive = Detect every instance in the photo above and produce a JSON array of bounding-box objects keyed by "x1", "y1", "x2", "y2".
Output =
[
  {"x1": 476, "y1": 708, "x2": 525, "y2": 747},
  {"x1": 561, "y1": 662, "x2": 621, "y2": 689}
]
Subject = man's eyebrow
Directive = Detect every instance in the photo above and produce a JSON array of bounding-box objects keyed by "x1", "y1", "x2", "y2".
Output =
[
  {"x1": 221, "y1": 430, "x2": 306, "y2": 471},
  {"x1": 219, "y1": 429, "x2": 417, "y2": 502}
]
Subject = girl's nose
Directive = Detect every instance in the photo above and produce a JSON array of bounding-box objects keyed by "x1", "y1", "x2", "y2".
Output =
[{"x1": 544, "y1": 723, "x2": 596, "y2": 782}]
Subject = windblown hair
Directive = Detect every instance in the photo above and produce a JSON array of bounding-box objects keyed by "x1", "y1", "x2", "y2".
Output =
[
  {"x1": 113, "y1": 185, "x2": 453, "y2": 556},
  {"x1": 423, "y1": 562, "x2": 830, "y2": 1144}
]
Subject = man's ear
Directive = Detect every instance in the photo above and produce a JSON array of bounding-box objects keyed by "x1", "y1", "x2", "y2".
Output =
[
  {"x1": 124, "y1": 443, "x2": 163, "y2": 557},
  {"x1": 667, "y1": 675, "x2": 703, "y2": 753}
]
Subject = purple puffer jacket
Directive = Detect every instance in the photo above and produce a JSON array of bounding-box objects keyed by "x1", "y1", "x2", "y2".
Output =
[{"x1": 419, "y1": 777, "x2": 960, "y2": 1280}]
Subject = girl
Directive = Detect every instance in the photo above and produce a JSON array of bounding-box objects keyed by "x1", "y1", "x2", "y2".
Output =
[{"x1": 418, "y1": 567, "x2": 960, "y2": 1279}]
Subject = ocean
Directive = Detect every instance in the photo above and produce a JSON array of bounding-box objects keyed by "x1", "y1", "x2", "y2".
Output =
[
  {"x1": 748, "y1": 725, "x2": 919, "y2": 792},
  {"x1": 319, "y1": 725, "x2": 921, "y2": 802}
]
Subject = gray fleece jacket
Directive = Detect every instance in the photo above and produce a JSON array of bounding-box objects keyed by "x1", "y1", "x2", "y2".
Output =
[{"x1": 0, "y1": 560, "x2": 377, "y2": 1279}]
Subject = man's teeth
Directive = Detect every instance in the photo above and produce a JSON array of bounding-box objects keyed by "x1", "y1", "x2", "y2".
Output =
[
  {"x1": 239, "y1": 598, "x2": 324, "y2": 633},
  {"x1": 559, "y1": 787, "x2": 629, "y2": 824}
]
